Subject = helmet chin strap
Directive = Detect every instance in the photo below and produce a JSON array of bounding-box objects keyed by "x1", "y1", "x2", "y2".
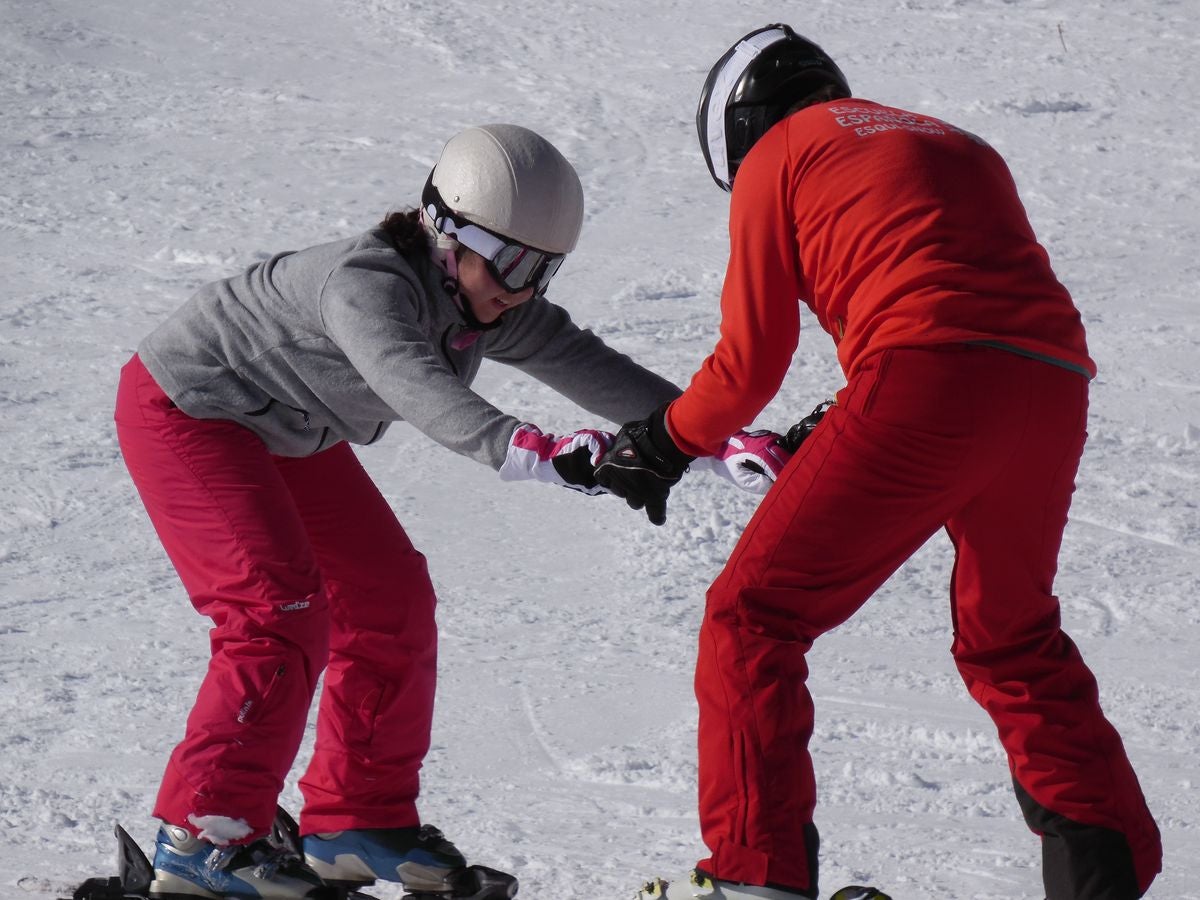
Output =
[
  {"x1": 420, "y1": 207, "x2": 461, "y2": 275},
  {"x1": 419, "y1": 207, "x2": 500, "y2": 333}
]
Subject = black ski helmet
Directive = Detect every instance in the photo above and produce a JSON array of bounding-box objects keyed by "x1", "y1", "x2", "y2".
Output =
[{"x1": 696, "y1": 24, "x2": 850, "y2": 191}]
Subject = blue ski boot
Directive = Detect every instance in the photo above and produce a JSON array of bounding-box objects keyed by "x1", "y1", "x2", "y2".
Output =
[
  {"x1": 303, "y1": 825, "x2": 515, "y2": 898},
  {"x1": 150, "y1": 824, "x2": 329, "y2": 900}
]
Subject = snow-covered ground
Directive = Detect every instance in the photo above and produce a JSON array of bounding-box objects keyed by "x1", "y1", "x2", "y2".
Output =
[{"x1": 2, "y1": 0, "x2": 1197, "y2": 897}]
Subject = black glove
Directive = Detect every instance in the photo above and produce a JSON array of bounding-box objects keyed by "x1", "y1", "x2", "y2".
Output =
[
  {"x1": 594, "y1": 404, "x2": 695, "y2": 525},
  {"x1": 781, "y1": 401, "x2": 833, "y2": 453}
]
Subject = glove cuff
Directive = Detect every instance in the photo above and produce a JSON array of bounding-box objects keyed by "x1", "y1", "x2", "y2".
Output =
[{"x1": 647, "y1": 403, "x2": 696, "y2": 470}]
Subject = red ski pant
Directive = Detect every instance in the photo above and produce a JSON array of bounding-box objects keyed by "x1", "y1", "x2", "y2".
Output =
[
  {"x1": 695, "y1": 345, "x2": 1160, "y2": 898},
  {"x1": 115, "y1": 355, "x2": 438, "y2": 837}
]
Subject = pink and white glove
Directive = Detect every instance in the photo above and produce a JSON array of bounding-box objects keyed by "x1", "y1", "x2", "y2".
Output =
[
  {"x1": 498, "y1": 423, "x2": 615, "y2": 495},
  {"x1": 694, "y1": 429, "x2": 792, "y2": 495}
]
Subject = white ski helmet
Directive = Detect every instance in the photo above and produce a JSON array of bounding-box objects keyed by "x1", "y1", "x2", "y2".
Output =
[{"x1": 427, "y1": 124, "x2": 584, "y2": 255}]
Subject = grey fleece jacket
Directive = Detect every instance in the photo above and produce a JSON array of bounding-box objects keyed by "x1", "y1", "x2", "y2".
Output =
[{"x1": 138, "y1": 228, "x2": 681, "y2": 467}]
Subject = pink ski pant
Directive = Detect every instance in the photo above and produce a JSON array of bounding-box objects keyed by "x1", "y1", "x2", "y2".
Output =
[
  {"x1": 115, "y1": 355, "x2": 437, "y2": 836},
  {"x1": 695, "y1": 345, "x2": 1160, "y2": 897}
]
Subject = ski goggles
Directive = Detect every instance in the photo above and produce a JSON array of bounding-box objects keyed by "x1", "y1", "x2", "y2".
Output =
[{"x1": 422, "y1": 176, "x2": 567, "y2": 296}]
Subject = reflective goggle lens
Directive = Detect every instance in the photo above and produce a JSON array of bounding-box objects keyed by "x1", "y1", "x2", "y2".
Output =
[
  {"x1": 490, "y1": 244, "x2": 565, "y2": 295},
  {"x1": 422, "y1": 176, "x2": 567, "y2": 296}
]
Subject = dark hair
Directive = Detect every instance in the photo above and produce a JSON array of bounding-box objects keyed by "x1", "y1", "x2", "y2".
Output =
[
  {"x1": 785, "y1": 83, "x2": 851, "y2": 116},
  {"x1": 379, "y1": 208, "x2": 431, "y2": 255}
]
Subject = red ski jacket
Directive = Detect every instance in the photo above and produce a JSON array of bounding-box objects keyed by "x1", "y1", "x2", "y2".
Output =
[{"x1": 668, "y1": 99, "x2": 1095, "y2": 455}]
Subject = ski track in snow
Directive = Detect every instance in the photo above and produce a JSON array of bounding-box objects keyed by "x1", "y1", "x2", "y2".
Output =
[{"x1": 2, "y1": 0, "x2": 1198, "y2": 897}]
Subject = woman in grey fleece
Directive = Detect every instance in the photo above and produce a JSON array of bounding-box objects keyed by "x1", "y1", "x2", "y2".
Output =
[{"x1": 114, "y1": 124, "x2": 790, "y2": 900}]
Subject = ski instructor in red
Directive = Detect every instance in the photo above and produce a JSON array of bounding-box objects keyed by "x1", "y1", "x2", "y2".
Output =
[{"x1": 597, "y1": 24, "x2": 1161, "y2": 900}]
